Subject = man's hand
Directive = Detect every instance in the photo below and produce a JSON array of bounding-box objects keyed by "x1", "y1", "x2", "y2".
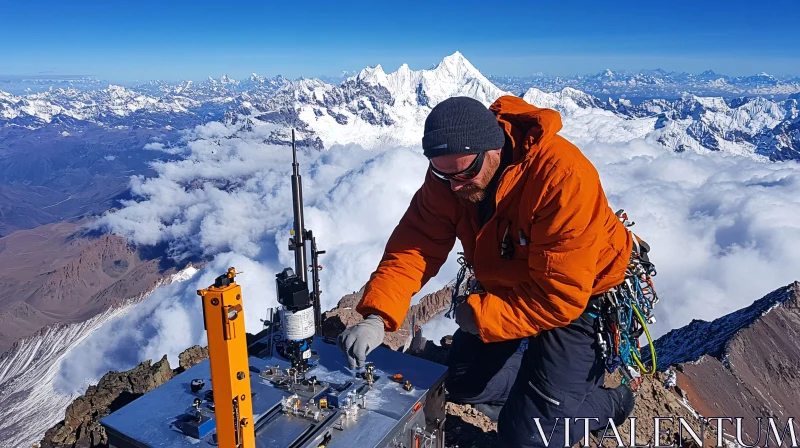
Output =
[
  {"x1": 337, "y1": 314, "x2": 386, "y2": 369},
  {"x1": 455, "y1": 302, "x2": 479, "y2": 335}
]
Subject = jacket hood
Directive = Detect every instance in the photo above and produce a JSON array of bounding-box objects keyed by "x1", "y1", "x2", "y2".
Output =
[{"x1": 489, "y1": 95, "x2": 563, "y2": 160}]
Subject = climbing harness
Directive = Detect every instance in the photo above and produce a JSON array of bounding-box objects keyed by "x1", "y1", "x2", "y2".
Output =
[{"x1": 589, "y1": 209, "x2": 660, "y2": 393}]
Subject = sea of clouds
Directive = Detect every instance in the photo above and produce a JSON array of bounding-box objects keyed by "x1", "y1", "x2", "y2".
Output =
[{"x1": 55, "y1": 108, "x2": 800, "y2": 394}]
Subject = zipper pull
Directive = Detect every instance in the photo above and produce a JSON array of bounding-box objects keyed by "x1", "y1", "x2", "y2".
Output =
[
  {"x1": 518, "y1": 229, "x2": 527, "y2": 246},
  {"x1": 500, "y1": 221, "x2": 513, "y2": 259}
]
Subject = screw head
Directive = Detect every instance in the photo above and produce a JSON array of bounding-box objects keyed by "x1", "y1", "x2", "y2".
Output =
[
  {"x1": 210, "y1": 298, "x2": 219, "y2": 306},
  {"x1": 237, "y1": 371, "x2": 245, "y2": 380}
]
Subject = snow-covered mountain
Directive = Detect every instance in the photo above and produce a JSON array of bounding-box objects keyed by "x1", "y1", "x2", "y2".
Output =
[
  {"x1": 621, "y1": 94, "x2": 799, "y2": 160},
  {"x1": 0, "y1": 85, "x2": 203, "y2": 129},
  {"x1": 132, "y1": 74, "x2": 289, "y2": 104},
  {"x1": 225, "y1": 51, "x2": 511, "y2": 149},
  {"x1": 220, "y1": 54, "x2": 800, "y2": 161},
  {"x1": 3, "y1": 53, "x2": 800, "y2": 161},
  {"x1": 0, "y1": 266, "x2": 198, "y2": 448},
  {"x1": 510, "y1": 86, "x2": 799, "y2": 160},
  {"x1": 489, "y1": 69, "x2": 800, "y2": 98},
  {"x1": 0, "y1": 303, "x2": 138, "y2": 448},
  {"x1": 652, "y1": 282, "x2": 800, "y2": 370},
  {"x1": 0, "y1": 76, "x2": 105, "y2": 95},
  {"x1": 0, "y1": 74, "x2": 287, "y2": 130}
]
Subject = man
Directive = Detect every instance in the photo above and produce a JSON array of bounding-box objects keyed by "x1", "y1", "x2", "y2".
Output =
[{"x1": 337, "y1": 95, "x2": 636, "y2": 447}]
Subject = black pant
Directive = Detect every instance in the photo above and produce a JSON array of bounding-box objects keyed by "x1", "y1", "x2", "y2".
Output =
[{"x1": 445, "y1": 308, "x2": 617, "y2": 447}]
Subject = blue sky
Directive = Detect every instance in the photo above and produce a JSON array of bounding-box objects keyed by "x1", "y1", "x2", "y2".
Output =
[{"x1": 1, "y1": 0, "x2": 798, "y2": 82}]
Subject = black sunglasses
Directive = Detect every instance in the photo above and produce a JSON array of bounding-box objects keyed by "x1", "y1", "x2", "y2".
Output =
[{"x1": 429, "y1": 152, "x2": 486, "y2": 181}]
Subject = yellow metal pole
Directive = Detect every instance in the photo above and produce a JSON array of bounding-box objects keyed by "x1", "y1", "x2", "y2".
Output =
[{"x1": 197, "y1": 267, "x2": 255, "y2": 448}]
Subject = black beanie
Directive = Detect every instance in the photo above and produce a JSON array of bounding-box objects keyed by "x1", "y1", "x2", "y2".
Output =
[{"x1": 422, "y1": 96, "x2": 505, "y2": 159}]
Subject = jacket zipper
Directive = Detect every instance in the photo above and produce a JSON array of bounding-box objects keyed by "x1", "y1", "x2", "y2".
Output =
[{"x1": 528, "y1": 381, "x2": 561, "y2": 406}]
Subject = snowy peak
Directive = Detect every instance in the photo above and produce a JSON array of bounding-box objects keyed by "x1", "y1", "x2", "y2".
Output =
[
  {"x1": 417, "y1": 52, "x2": 507, "y2": 107},
  {"x1": 207, "y1": 74, "x2": 237, "y2": 86},
  {"x1": 433, "y1": 51, "x2": 481, "y2": 78},
  {"x1": 491, "y1": 69, "x2": 800, "y2": 98},
  {"x1": 657, "y1": 281, "x2": 800, "y2": 444},
  {"x1": 522, "y1": 87, "x2": 610, "y2": 114},
  {"x1": 230, "y1": 51, "x2": 513, "y2": 149},
  {"x1": 0, "y1": 84, "x2": 198, "y2": 126},
  {"x1": 345, "y1": 51, "x2": 507, "y2": 108},
  {"x1": 249, "y1": 73, "x2": 266, "y2": 83},
  {"x1": 356, "y1": 64, "x2": 388, "y2": 86},
  {"x1": 652, "y1": 281, "x2": 800, "y2": 370}
]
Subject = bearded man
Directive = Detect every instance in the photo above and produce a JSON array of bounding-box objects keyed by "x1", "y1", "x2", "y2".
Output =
[{"x1": 337, "y1": 96, "x2": 635, "y2": 447}]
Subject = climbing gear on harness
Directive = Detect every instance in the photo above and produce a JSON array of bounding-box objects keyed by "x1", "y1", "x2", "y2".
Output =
[
  {"x1": 590, "y1": 209, "x2": 660, "y2": 393},
  {"x1": 445, "y1": 253, "x2": 485, "y2": 319},
  {"x1": 444, "y1": 210, "x2": 660, "y2": 394}
]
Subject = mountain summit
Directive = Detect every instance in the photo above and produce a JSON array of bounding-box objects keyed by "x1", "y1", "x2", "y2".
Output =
[{"x1": 352, "y1": 51, "x2": 502, "y2": 108}]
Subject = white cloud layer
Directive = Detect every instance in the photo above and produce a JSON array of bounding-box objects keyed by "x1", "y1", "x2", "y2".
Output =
[
  {"x1": 56, "y1": 109, "x2": 800, "y2": 392},
  {"x1": 56, "y1": 253, "x2": 271, "y2": 393}
]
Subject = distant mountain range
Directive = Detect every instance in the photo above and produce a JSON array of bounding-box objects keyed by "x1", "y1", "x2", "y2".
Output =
[
  {"x1": 223, "y1": 53, "x2": 800, "y2": 162},
  {"x1": 2, "y1": 52, "x2": 798, "y2": 162},
  {"x1": 0, "y1": 76, "x2": 106, "y2": 95},
  {"x1": 7, "y1": 65, "x2": 798, "y2": 99},
  {"x1": 488, "y1": 69, "x2": 800, "y2": 99}
]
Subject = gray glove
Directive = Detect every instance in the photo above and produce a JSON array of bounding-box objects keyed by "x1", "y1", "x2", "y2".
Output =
[
  {"x1": 337, "y1": 314, "x2": 385, "y2": 369},
  {"x1": 455, "y1": 303, "x2": 479, "y2": 335}
]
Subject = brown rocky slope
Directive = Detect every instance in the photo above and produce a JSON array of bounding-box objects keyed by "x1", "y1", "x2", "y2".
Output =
[
  {"x1": 652, "y1": 281, "x2": 800, "y2": 446},
  {"x1": 0, "y1": 220, "x2": 176, "y2": 355}
]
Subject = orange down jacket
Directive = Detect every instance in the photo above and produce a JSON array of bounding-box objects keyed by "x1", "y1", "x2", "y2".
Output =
[{"x1": 356, "y1": 95, "x2": 633, "y2": 343}]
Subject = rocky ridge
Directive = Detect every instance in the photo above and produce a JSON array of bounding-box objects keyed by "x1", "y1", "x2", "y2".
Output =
[{"x1": 657, "y1": 282, "x2": 800, "y2": 445}]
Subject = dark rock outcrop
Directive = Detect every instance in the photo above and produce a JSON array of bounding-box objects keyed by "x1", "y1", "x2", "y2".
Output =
[
  {"x1": 39, "y1": 355, "x2": 173, "y2": 448},
  {"x1": 177, "y1": 345, "x2": 209, "y2": 372}
]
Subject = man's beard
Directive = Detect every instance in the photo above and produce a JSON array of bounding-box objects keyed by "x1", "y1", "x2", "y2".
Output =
[
  {"x1": 454, "y1": 153, "x2": 500, "y2": 203},
  {"x1": 454, "y1": 184, "x2": 486, "y2": 203}
]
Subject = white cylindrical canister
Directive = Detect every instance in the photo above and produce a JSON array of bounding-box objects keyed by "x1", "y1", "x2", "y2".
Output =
[{"x1": 281, "y1": 306, "x2": 315, "y2": 340}]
